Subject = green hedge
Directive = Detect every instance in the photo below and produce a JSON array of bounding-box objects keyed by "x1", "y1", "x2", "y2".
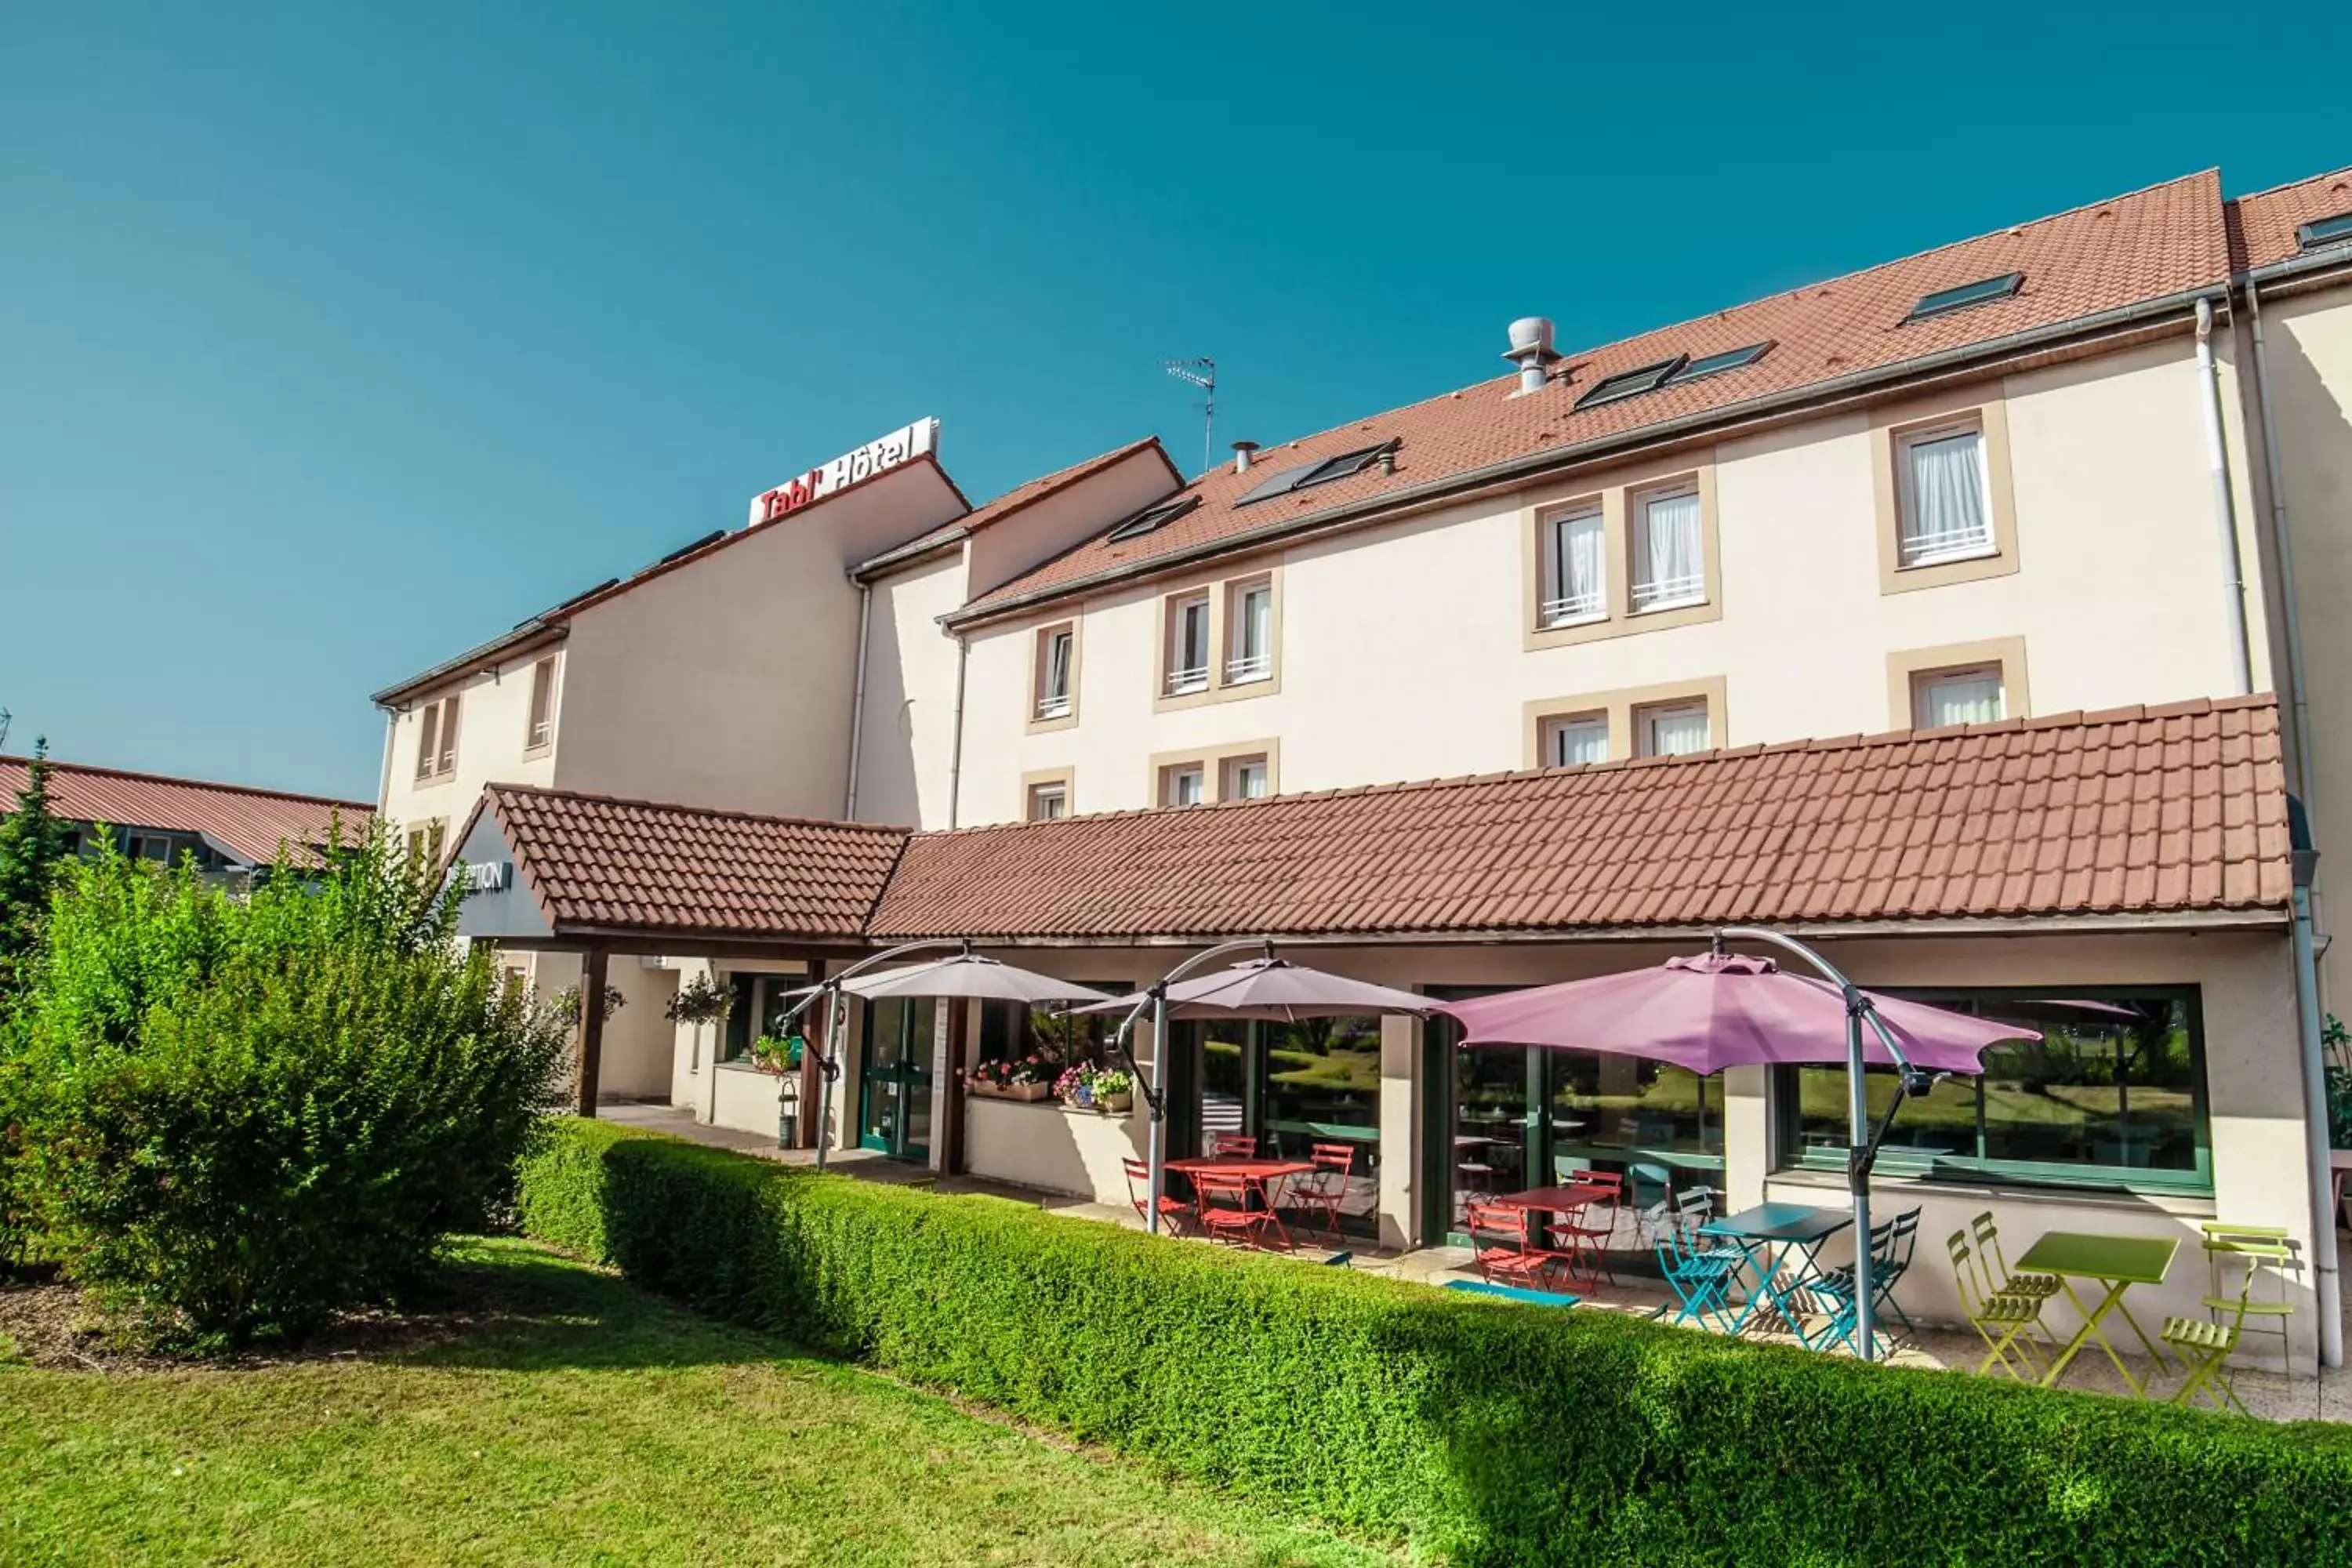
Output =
[{"x1": 517, "y1": 1118, "x2": 2352, "y2": 1566}]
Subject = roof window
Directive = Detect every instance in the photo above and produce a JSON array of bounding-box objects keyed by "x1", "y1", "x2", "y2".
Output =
[
  {"x1": 650, "y1": 529, "x2": 725, "y2": 568},
  {"x1": 1236, "y1": 442, "x2": 1392, "y2": 506},
  {"x1": 1906, "y1": 272, "x2": 2024, "y2": 321},
  {"x1": 1573, "y1": 358, "x2": 1684, "y2": 410},
  {"x1": 1663, "y1": 341, "x2": 1774, "y2": 384},
  {"x1": 2299, "y1": 212, "x2": 2352, "y2": 252},
  {"x1": 1105, "y1": 494, "x2": 1200, "y2": 543}
]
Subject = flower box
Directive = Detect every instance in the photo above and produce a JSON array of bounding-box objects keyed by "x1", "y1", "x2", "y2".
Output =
[
  {"x1": 971, "y1": 1079, "x2": 1051, "y2": 1102},
  {"x1": 1095, "y1": 1091, "x2": 1134, "y2": 1115}
]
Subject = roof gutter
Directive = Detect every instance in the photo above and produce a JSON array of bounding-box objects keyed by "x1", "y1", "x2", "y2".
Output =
[
  {"x1": 944, "y1": 284, "x2": 2229, "y2": 630},
  {"x1": 850, "y1": 528, "x2": 971, "y2": 583},
  {"x1": 372, "y1": 622, "x2": 568, "y2": 710}
]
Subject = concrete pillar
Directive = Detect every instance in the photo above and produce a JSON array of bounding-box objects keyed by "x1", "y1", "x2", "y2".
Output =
[
  {"x1": 1378, "y1": 1014, "x2": 1419, "y2": 1250},
  {"x1": 1722, "y1": 1063, "x2": 1769, "y2": 1208}
]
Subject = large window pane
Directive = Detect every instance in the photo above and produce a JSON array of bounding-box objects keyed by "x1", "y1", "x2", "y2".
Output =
[
  {"x1": 1548, "y1": 1052, "x2": 1719, "y2": 1167},
  {"x1": 1451, "y1": 1045, "x2": 1530, "y2": 1225},
  {"x1": 1780, "y1": 989, "x2": 2207, "y2": 1189}
]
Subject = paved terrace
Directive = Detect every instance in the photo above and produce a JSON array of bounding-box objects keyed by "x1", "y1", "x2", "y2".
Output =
[{"x1": 602, "y1": 1102, "x2": 2352, "y2": 1425}]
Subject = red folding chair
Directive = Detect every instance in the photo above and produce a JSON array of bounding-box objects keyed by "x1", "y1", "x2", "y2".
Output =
[
  {"x1": 1548, "y1": 1171, "x2": 1626, "y2": 1287},
  {"x1": 1193, "y1": 1171, "x2": 1290, "y2": 1250},
  {"x1": 1122, "y1": 1156, "x2": 1193, "y2": 1236},
  {"x1": 1465, "y1": 1202, "x2": 1552, "y2": 1288},
  {"x1": 1207, "y1": 1131, "x2": 1261, "y2": 1158},
  {"x1": 1287, "y1": 1141, "x2": 1358, "y2": 1243}
]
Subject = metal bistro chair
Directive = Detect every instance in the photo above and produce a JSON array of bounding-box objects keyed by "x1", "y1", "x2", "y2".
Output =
[
  {"x1": 1971, "y1": 1210, "x2": 2062, "y2": 1307},
  {"x1": 2164, "y1": 1225, "x2": 2297, "y2": 1415},
  {"x1": 1287, "y1": 1141, "x2": 1359, "y2": 1243},
  {"x1": 1207, "y1": 1131, "x2": 1261, "y2": 1160},
  {"x1": 1121, "y1": 1156, "x2": 1194, "y2": 1237},
  {"x1": 1653, "y1": 1212, "x2": 1745, "y2": 1333},
  {"x1": 1464, "y1": 1201, "x2": 1552, "y2": 1290},
  {"x1": 1548, "y1": 1171, "x2": 1627, "y2": 1287},
  {"x1": 1947, "y1": 1227, "x2": 2051, "y2": 1381},
  {"x1": 1192, "y1": 1171, "x2": 1290, "y2": 1251},
  {"x1": 1810, "y1": 1207, "x2": 1921, "y2": 1355}
]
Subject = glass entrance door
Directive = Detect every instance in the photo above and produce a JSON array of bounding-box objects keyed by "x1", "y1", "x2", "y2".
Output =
[{"x1": 858, "y1": 997, "x2": 936, "y2": 1160}]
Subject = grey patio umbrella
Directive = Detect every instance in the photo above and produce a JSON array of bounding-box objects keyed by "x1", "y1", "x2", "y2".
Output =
[
  {"x1": 1075, "y1": 957, "x2": 1433, "y2": 1022},
  {"x1": 840, "y1": 954, "x2": 1116, "y2": 1006}
]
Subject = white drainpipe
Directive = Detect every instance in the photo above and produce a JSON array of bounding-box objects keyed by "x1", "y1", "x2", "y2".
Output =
[
  {"x1": 946, "y1": 632, "x2": 968, "y2": 829},
  {"x1": 2194, "y1": 297, "x2": 2253, "y2": 696},
  {"x1": 2247, "y1": 281, "x2": 2318, "y2": 811},
  {"x1": 844, "y1": 583, "x2": 873, "y2": 818}
]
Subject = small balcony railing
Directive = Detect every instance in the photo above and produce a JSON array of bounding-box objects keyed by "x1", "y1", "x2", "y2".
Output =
[
  {"x1": 1225, "y1": 652, "x2": 1272, "y2": 684},
  {"x1": 1538, "y1": 588, "x2": 1606, "y2": 626},
  {"x1": 1630, "y1": 572, "x2": 1706, "y2": 613},
  {"x1": 1165, "y1": 664, "x2": 1210, "y2": 695},
  {"x1": 1035, "y1": 692, "x2": 1072, "y2": 720}
]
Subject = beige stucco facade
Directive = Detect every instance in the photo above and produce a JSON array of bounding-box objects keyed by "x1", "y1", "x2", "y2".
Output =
[{"x1": 959, "y1": 337, "x2": 2274, "y2": 826}]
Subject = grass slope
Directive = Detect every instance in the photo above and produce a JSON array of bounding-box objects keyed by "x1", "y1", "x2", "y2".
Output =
[{"x1": 0, "y1": 1239, "x2": 1397, "y2": 1568}]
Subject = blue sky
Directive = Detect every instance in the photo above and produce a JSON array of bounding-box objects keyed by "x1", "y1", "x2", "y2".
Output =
[{"x1": 4, "y1": 2, "x2": 2347, "y2": 800}]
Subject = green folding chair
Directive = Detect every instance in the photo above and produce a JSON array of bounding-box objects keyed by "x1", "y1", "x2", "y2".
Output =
[
  {"x1": 1971, "y1": 1210, "x2": 2061, "y2": 1306},
  {"x1": 2163, "y1": 1226, "x2": 2295, "y2": 1415},
  {"x1": 1948, "y1": 1228, "x2": 2049, "y2": 1381}
]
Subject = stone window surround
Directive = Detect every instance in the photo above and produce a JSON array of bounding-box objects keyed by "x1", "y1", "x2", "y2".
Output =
[
  {"x1": 1520, "y1": 452, "x2": 1723, "y2": 652},
  {"x1": 1872, "y1": 387, "x2": 2020, "y2": 595},
  {"x1": 1025, "y1": 618, "x2": 1082, "y2": 735},
  {"x1": 1153, "y1": 564, "x2": 1284, "y2": 713},
  {"x1": 1021, "y1": 765, "x2": 1076, "y2": 821},
  {"x1": 1146, "y1": 739, "x2": 1282, "y2": 806},
  {"x1": 1523, "y1": 676, "x2": 1730, "y2": 769},
  {"x1": 1886, "y1": 637, "x2": 2031, "y2": 730}
]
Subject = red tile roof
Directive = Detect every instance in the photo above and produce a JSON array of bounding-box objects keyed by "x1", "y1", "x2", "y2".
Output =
[
  {"x1": 474, "y1": 784, "x2": 907, "y2": 942},
  {"x1": 873, "y1": 698, "x2": 2288, "y2": 942},
  {"x1": 959, "y1": 170, "x2": 2233, "y2": 620},
  {"x1": 2230, "y1": 164, "x2": 2352, "y2": 271},
  {"x1": 0, "y1": 756, "x2": 373, "y2": 867},
  {"x1": 456, "y1": 700, "x2": 2290, "y2": 946}
]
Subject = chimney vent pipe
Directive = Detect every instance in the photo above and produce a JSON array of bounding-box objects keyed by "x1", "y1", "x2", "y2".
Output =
[
  {"x1": 1232, "y1": 440, "x2": 1259, "y2": 475},
  {"x1": 1503, "y1": 316, "x2": 1562, "y2": 395}
]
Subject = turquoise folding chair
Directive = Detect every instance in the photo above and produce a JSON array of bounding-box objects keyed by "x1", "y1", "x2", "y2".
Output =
[
  {"x1": 1655, "y1": 1214, "x2": 1745, "y2": 1332},
  {"x1": 1809, "y1": 1208, "x2": 1919, "y2": 1355}
]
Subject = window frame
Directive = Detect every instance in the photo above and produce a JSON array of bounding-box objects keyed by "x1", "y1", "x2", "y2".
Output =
[
  {"x1": 1221, "y1": 753, "x2": 1271, "y2": 801},
  {"x1": 1032, "y1": 622, "x2": 1079, "y2": 728},
  {"x1": 1873, "y1": 392, "x2": 2019, "y2": 596},
  {"x1": 1154, "y1": 568, "x2": 1281, "y2": 711},
  {"x1": 1894, "y1": 419, "x2": 1998, "y2": 569},
  {"x1": 1521, "y1": 459, "x2": 1720, "y2": 651},
  {"x1": 1904, "y1": 271, "x2": 2024, "y2": 321},
  {"x1": 2299, "y1": 212, "x2": 2352, "y2": 252},
  {"x1": 1537, "y1": 710, "x2": 1610, "y2": 769},
  {"x1": 1027, "y1": 781, "x2": 1068, "y2": 821},
  {"x1": 1161, "y1": 762, "x2": 1206, "y2": 808},
  {"x1": 413, "y1": 694, "x2": 461, "y2": 783},
  {"x1": 523, "y1": 656, "x2": 559, "y2": 757},
  {"x1": 1772, "y1": 984, "x2": 2214, "y2": 1197},
  {"x1": 1225, "y1": 576, "x2": 1274, "y2": 684},
  {"x1": 1538, "y1": 505, "x2": 1607, "y2": 628},
  {"x1": 1911, "y1": 662, "x2": 2006, "y2": 729},
  {"x1": 1628, "y1": 481, "x2": 1708, "y2": 613},
  {"x1": 1164, "y1": 593, "x2": 1211, "y2": 696},
  {"x1": 1633, "y1": 696, "x2": 1712, "y2": 758}
]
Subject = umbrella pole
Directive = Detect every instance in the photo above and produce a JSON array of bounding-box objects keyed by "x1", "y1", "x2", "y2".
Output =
[
  {"x1": 1147, "y1": 991, "x2": 1167, "y2": 1236},
  {"x1": 1845, "y1": 995, "x2": 1875, "y2": 1363},
  {"x1": 816, "y1": 987, "x2": 844, "y2": 1173}
]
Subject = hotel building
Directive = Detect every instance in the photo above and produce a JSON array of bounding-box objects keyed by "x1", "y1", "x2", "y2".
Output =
[{"x1": 376, "y1": 160, "x2": 2352, "y2": 1371}]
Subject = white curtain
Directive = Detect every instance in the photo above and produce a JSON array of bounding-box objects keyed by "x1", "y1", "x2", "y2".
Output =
[
  {"x1": 1552, "y1": 513, "x2": 1606, "y2": 619},
  {"x1": 1645, "y1": 706, "x2": 1711, "y2": 757},
  {"x1": 1635, "y1": 492, "x2": 1703, "y2": 608},
  {"x1": 1047, "y1": 633, "x2": 1072, "y2": 698},
  {"x1": 1552, "y1": 718, "x2": 1608, "y2": 767},
  {"x1": 1903, "y1": 430, "x2": 1990, "y2": 561},
  {"x1": 1919, "y1": 673, "x2": 2003, "y2": 727},
  {"x1": 1243, "y1": 587, "x2": 1271, "y2": 659}
]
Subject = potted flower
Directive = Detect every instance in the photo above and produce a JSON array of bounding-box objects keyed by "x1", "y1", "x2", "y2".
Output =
[
  {"x1": 1053, "y1": 1062, "x2": 1132, "y2": 1115},
  {"x1": 749, "y1": 1033, "x2": 803, "y2": 1076},
  {"x1": 664, "y1": 971, "x2": 731, "y2": 1073},
  {"x1": 965, "y1": 1054, "x2": 1051, "y2": 1102}
]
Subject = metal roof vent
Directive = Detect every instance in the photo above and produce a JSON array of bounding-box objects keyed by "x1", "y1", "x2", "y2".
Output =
[
  {"x1": 1232, "y1": 439, "x2": 1259, "y2": 474},
  {"x1": 1503, "y1": 317, "x2": 1563, "y2": 395}
]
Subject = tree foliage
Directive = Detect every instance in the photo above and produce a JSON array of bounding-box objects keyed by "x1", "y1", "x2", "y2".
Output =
[
  {"x1": 2, "y1": 822, "x2": 571, "y2": 1345},
  {"x1": 0, "y1": 737, "x2": 76, "y2": 997}
]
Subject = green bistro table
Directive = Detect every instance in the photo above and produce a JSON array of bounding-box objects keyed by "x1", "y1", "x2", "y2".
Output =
[{"x1": 2013, "y1": 1231, "x2": 2180, "y2": 1396}]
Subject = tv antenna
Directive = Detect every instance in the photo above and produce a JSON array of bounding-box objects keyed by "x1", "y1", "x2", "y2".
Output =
[
  {"x1": 1161, "y1": 358, "x2": 1216, "y2": 477},
  {"x1": 0, "y1": 710, "x2": 11, "y2": 752}
]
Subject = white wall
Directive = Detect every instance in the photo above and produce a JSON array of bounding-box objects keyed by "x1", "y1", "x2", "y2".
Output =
[
  {"x1": 957, "y1": 339, "x2": 2277, "y2": 826},
  {"x1": 852, "y1": 550, "x2": 971, "y2": 829},
  {"x1": 377, "y1": 645, "x2": 561, "y2": 832}
]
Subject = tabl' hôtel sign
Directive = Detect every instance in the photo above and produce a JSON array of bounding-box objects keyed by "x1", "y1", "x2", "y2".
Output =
[{"x1": 746, "y1": 417, "x2": 940, "y2": 526}]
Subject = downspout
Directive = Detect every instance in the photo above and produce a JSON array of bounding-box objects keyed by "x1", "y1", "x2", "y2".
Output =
[
  {"x1": 2194, "y1": 298, "x2": 2253, "y2": 696},
  {"x1": 946, "y1": 632, "x2": 968, "y2": 829},
  {"x1": 844, "y1": 583, "x2": 873, "y2": 818},
  {"x1": 2289, "y1": 814, "x2": 2343, "y2": 1369},
  {"x1": 2248, "y1": 281, "x2": 2318, "y2": 811}
]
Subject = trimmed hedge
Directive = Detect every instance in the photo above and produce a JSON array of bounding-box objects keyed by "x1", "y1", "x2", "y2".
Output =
[{"x1": 517, "y1": 1118, "x2": 2352, "y2": 1566}]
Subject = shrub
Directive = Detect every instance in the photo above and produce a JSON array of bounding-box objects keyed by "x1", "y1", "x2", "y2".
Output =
[
  {"x1": 4, "y1": 827, "x2": 570, "y2": 1345},
  {"x1": 519, "y1": 1118, "x2": 2352, "y2": 1567}
]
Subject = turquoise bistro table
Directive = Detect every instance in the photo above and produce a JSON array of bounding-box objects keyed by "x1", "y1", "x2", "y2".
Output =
[{"x1": 2012, "y1": 1231, "x2": 2180, "y2": 1396}]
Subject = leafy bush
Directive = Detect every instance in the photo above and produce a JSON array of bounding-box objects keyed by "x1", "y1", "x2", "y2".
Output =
[
  {"x1": 2, "y1": 827, "x2": 570, "y2": 1345},
  {"x1": 518, "y1": 1118, "x2": 2352, "y2": 1568}
]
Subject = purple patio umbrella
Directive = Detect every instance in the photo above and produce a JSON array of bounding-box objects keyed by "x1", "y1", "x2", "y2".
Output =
[{"x1": 1432, "y1": 952, "x2": 2036, "y2": 1073}]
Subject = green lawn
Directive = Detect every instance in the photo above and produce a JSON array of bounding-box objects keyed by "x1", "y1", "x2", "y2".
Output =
[{"x1": 0, "y1": 1239, "x2": 1398, "y2": 1568}]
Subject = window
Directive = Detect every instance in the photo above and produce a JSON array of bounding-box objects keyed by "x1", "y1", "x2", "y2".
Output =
[
  {"x1": 1541, "y1": 506, "x2": 1606, "y2": 626},
  {"x1": 1906, "y1": 272, "x2": 2024, "y2": 321},
  {"x1": 1574, "y1": 358, "x2": 1683, "y2": 410},
  {"x1": 1225, "y1": 578, "x2": 1273, "y2": 684},
  {"x1": 524, "y1": 657, "x2": 557, "y2": 753},
  {"x1": 414, "y1": 695, "x2": 460, "y2": 781},
  {"x1": 1778, "y1": 988, "x2": 2210, "y2": 1193},
  {"x1": 1035, "y1": 625, "x2": 1076, "y2": 720},
  {"x1": 1539, "y1": 712, "x2": 1609, "y2": 768},
  {"x1": 1027, "y1": 780, "x2": 1068, "y2": 821},
  {"x1": 2300, "y1": 212, "x2": 2352, "y2": 252},
  {"x1": 1913, "y1": 663, "x2": 2005, "y2": 728},
  {"x1": 1165, "y1": 593, "x2": 1211, "y2": 695},
  {"x1": 1664, "y1": 341, "x2": 1773, "y2": 384},
  {"x1": 1161, "y1": 764, "x2": 1205, "y2": 808},
  {"x1": 1222, "y1": 753, "x2": 1270, "y2": 800},
  {"x1": 1635, "y1": 699, "x2": 1710, "y2": 757},
  {"x1": 403, "y1": 821, "x2": 443, "y2": 866},
  {"x1": 1896, "y1": 422, "x2": 1994, "y2": 566},
  {"x1": 1236, "y1": 444, "x2": 1391, "y2": 506},
  {"x1": 1107, "y1": 495, "x2": 1199, "y2": 543},
  {"x1": 1630, "y1": 483, "x2": 1705, "y2": 611}
]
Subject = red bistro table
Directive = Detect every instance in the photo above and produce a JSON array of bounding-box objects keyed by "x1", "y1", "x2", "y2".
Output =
[{"x1": 1166, "y1": 1157, "x2": 1316, "y2": 1243}]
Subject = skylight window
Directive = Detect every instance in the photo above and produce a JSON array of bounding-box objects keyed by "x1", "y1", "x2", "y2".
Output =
[
  {"x1": 1663, "y1": 341, "x2": 1774, "y2": 384},
  {"x1": 1235, "y1": 443, "x2": 1392, "y2": 506},
  {"x1": 2299, "y1": 212, "x2": 2352, "y2": 252},
  {"x1": 1573, "y1": 358, "x2": 1685, "y2": 410},
  {"x1": 1906, "y1": 272, "x2": 2024, "y2": 321},
  {"x1": 1105, "y1": 494, "x2": 1199, "y2": 543}
]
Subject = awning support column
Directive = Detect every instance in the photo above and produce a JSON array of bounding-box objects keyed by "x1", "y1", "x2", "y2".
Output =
[{"x1": 575, "y1": 946, "x2": 610, "y2": 1119}]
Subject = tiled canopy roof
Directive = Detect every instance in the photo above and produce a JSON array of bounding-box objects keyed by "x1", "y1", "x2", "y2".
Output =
[
  {"x1": 475, "y1": 785, "x2": 908, "y2": 942},
  {"x1": 0, "y1": 755, "x2": 372, "y2": 868},
  {"x1": 464, "y1": 699, "x2": 2291, "y2": 948},
  {"x1": 961, "y1": 170, "x2": 2232, "y2": 619},
  {"x1": 2230, "y1": 164, "x2": 2352, "y2": 272}
]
